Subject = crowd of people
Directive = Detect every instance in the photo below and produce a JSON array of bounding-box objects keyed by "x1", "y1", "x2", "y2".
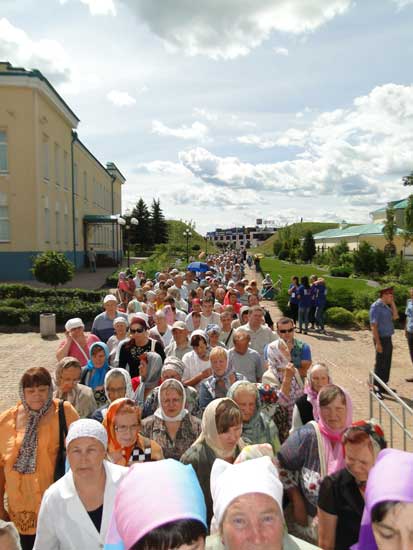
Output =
[{"x1": 0, "y1": 252, "x2": 411, "y2": 550}]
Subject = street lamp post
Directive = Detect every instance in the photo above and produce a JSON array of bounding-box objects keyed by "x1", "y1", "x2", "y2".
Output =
[
  {"x1": 183, "y1": 228, "x2": 192, "y2": 264},
  {"x1": 205, "y1": 236, "x2": 208, "y2": 256},
  {"x1": 117, "y1": 210, "x2": 139, "y2": 269}
]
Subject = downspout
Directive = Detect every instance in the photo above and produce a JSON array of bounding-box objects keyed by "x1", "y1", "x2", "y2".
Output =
[
  {"x1": 111, "y1": 176, "x2": 115, "y2": 261},
  {"x1": 71, "y1": 130, "x2": 77, "y2": 267}
]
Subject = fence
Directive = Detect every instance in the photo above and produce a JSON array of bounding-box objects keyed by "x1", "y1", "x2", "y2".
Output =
[{"x1": 369, "y1": 371, "x2": 413, "y2": 451}]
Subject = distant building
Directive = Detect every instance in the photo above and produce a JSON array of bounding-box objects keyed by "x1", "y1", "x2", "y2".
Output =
[
  {"x1": 207, "y1": 225, "x2": 277, "y2": 250},
  {"x1": 0, "y1": 62, "x2": 125, "y2": 280}
]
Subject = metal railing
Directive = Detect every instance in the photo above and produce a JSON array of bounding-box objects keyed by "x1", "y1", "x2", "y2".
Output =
[{"x1": 369, "y1": 371, "x2": 413, "y2": 451}]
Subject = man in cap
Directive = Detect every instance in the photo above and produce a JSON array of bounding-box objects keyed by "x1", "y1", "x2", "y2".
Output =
[
  {"x1": 91, "y1": 294, "x2": 128, "y2": 343},
  {"x1": 165, "y1": 321, "x2": 192, "y2": 360},
  {"x1": 369, "y1": 286, "x2": 399, "y2": 399}
]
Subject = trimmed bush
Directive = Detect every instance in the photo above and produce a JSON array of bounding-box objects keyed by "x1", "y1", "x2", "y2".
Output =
[
  {"x1": 326, "y1": 287, "x2": 355, "y2": 311},
  {"x1": 330, "y1": 266, "x2": 352, "y2": 278},
  {"x1": 326, "y1": 307, "x2": 355, "y2": 327},
  {"x1": 0, "y1": 284, "x2": 105, "y2": 302},
  {"x1": 0, "y1": 306, "x2": 29, "y2": 325},
  {"x1": 353, "y1": 288, "x2": 377, "y2": 311},
  {"x1": 354, "y1": 309, "x2": 370, "y2": 328},
  {"x1": 31, "y1": 251, "x2": 74, "y2": 289},
  {"x1": 276, "y1": 291, "x2": 290, "y2": 315}
]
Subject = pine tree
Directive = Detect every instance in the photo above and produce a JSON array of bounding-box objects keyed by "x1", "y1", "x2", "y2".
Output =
[
  {"x1": 130, "y1": 198, "x2": 152, "y2": 251},
  {"x1": 301, "y1": 231, "x2": 316, "y2": 262},
  {"x1": 150, "y1": 199, "x2": 168, "y2": 244},
  {"x1": 383, "y1": 205, "x2": 397, "y2": 257},
  {"x1": 402, "y1": 171, "x2": 413, "y2": 186}
]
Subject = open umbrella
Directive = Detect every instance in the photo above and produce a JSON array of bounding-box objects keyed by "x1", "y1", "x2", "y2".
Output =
[{"x1": 187, "y1": 261, "x2": 209, "y2": 272}]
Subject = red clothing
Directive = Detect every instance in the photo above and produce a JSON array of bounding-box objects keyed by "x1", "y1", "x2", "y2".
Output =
[{"x1": 57, "y1": 333, "x2": 100, "y2": 366}]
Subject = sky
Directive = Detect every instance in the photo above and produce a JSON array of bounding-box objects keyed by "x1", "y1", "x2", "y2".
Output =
[{"x1": 1, "y1": 0, "x2": 413, "y2": 234}]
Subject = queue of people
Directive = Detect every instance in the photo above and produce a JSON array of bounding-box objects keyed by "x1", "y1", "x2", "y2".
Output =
[{"x1": 0, "y1": 251, "x2": 411, "y2": 550}]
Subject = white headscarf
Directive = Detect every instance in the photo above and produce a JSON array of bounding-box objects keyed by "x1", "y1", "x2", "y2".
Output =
[
  {"x1": 154, "y1": 379, "x2": 188, "y2": 422},
  {"x1": 104, "y1": 368, "x2": 134, "y2": 402}
]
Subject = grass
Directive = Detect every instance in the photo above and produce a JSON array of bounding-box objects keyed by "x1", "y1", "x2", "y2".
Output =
[{"x1": 260, "y1": 258, "x2": 372, "y2": 292}]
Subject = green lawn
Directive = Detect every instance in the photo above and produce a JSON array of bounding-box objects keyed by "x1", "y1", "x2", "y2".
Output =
[{"x1": 260, "y1": 258, "x2": 372, "y2": 292}]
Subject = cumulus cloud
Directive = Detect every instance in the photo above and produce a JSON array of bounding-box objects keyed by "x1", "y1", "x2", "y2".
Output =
[
  {"x1": 106, "y1": 90, "x2": 136, "y2": 107},
  {"x1": 236, "y1": 135, "x2": 277, "y2": 149},
  {"x1": 134, "y1": 160, "x2": 190, "y2": 176},
  {"x1": 168, "y1": 185, "x2": 266, "y2": 211},
  {"x1": 180, "y1": 83, "x2": 413, "y2": 203},
  {"x1": 120, "y1": 0, "x2": 352, "y2": 59},
  {"x1": 59, "y1": 0, "x2": 116, "y2": 16},
  {"x1": 152, "y1": 120, "x2": 210, "y2": 141},
  {"x1": 0, "y1": 18, "x2": 72, "y2": 84},
  {"x1": 273, "y1": 47, "x2": 289, "y2": 56},
  {"x1": 391, "y1": 0, "x2": 413, "y2": 8},
  {"x1": 192, "y1": 108, "x2": 218, "y2": 122}
]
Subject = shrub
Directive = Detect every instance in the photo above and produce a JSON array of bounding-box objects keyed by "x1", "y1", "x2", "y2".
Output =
[
  {"x1": 1, "y1": 298, "x2": 27, "y2": 309},
  {"x1": 276, "y1": 291, "x2": 290, "y2": 315},
  {"x1": 0, "y1": 306, "x2": 29, "y2": 325},
  {"x1": 0, "y1": 284, "x2": 41, "y2": 299},
  {"x1": 31, "y1": 251, "x2": 74, "y2": 289},
  {"x1": 326, "y1": 307, "x2": 355, "y2": 327},
  {"x1": 330, "y1": 265, "x2": 352, "y2": 278},
  {"x1": 326, "y1": 287, "x2": 355, "y2": 311},
  {"x1": 353, "y1": 288, "x2": 377, "y2": 310},
  {"x1": 0, "y1": 284, "x2": 104, "y2": 302},
  {"x1": 278, "y1": 249, "x2": 289, "y2": 260},
  {"x1": 354, "y1": 309, "x2": 370, "y2": 328}
]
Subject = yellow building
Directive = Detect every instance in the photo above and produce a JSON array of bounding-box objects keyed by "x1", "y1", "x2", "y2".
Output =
[{"x1": 0, "y1": 61, "x2": 124, "y2": 280}]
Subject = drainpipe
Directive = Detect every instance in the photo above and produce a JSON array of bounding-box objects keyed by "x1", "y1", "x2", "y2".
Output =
[
  {"x1": 111, "y1": 176, "x2": 115, "y2": 261},
  {"x1": 71, "y1": 130, "x2": 77, "y2": 267}
]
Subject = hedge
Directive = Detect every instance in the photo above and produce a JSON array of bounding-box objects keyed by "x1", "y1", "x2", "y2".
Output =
[
  {"x1": 330, "y1": 266, "x2": 352, "y2": 278},
  {"x1": 354, "y1": 309, "x2": 370, "y2": 328},
  {"x1": 0, "y1": 284, "x2": 105, "y2": 302},
  {"x1": 325, "y1": 307, "x2": 355, "y2": 327},
  {"x1": 0, "y1": 300, "x2": 103, "y2": 326}
]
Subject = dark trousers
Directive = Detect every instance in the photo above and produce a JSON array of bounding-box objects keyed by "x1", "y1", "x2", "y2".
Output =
[
  {"x1": 20, "y1": 534, "x2": 36, "y2": 550},
  {"x1": 407, "y1": 332, "x2": 413, "y2": 364},
  {"x1": 289, "y1": 303, "x2": 298, "y2": 323},
  {"x1": 374, "y1": 335, "x2": 393, "y2": 385}
]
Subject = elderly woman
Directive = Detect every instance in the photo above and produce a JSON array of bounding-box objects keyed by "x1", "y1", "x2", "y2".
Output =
[
  {"x1": 0, "y1": 520, "x2": 22, "y2": 550},
  {"x1": 106, "y1": 316, "x2": 128, "y2": 367},
  {"x1": 277, "y1": 384, "x2": 353, "y2": 536},
  {"x1": 291, "y1": 362, "x2": 332, "y2": 432},
  {"x1": 104, "y1": 398, "x2": 163, "y2": 465},
  {"x1": 148, "y1": 310, "x2": 173, "y2": 347},
  {"x1": 181, "y1": 398, "x2": 245, "y2": 525},
  {"x1": 0, "y1": 367, "x2": 79, "y2": 550},
  {"x1": 117, "y1": 316, "x2": 165, "y2": 378},
  {"x1": 183, "y1": 330, "x2": 212, "y2": 389},
  {"x1": 318, "y1": 421, "x2": 387, "y2": 550},
  {"x1": 91, "y1": 368, "x2": 134, "y2": 423},
  {"x1": 141, "y1": 379, "x2": 201, "y2": 460},
  {"x1": 142, "y1": 356, "x2": 200, "y2": 419},
  {"x1": 228, "y1": 380, "x2": 282, "y2": 454},
  {"x1": 54, "y1": 357, "x2": 97, "y2": 418},
  {"x1": 199, "y1": 347, "x2": 245, "y2": 411},
  {"x1": 134, "y1": 352, "x2": 163, "y2": 407},
  {"x1": 127, "y1": 288, "x2": 145, "y2": 315},
  {"x1": 104, "y1": 460, "x2": 207, "y2": 550},
  {"x1": 206, "y1": 324, "x2": 226, "y2": 348},
  {"x1": 33, "y1": 419, "x2": 127, "y2": 550},
  {"x1": 80, "y1": 342, "x2": 111, "y2": 407},
  {"x1": 353, "y1": 448, "x2": 413, "y2": 550},
  {"x1": 117, "y1": 271, "x2": 133, "y2": 305},
  {"x1": 56, "y1": 317, "x2": 100, "y2": 366}
]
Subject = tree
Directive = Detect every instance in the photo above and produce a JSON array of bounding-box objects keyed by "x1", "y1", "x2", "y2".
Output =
[
  {"x1": 150, "y1": 199, "x2": 168, "y2": 245},
  {"x1": 130, "y1": 198, "x2": 152, "y2": 251},
  {"x1": 31, "y1": 251, "x2": 74, "y2": 291},
  {"x1": 353, "y1": 241, "x2": 376, "y2": 275},
  {"x1": 383, "y1": 205, "x2": 397, "y2": 257},
  {"x1": 402, "y1": 171, "x2": 413, "y2": 186},
  {"x1": 402, "y1": 194, "x2": 413, "y2": 254},
  {"x1": 301, "y1": 231, "x2": 316, "y2": 262}
]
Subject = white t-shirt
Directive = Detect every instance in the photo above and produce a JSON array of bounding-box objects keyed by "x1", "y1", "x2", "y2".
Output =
[
  {"x1": 182, "y1": 350, "x2": 211, "y2": 389},
  {"x1": 200, "y1": 312, "x2": 222, "y2": 330},
  {"x1": 149, "y1": 325, "x2": 173, "y2": 348}
]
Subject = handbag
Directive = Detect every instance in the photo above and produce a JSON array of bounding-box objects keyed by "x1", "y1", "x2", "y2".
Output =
[{"x1": 54, "y1": 400, "x2": 68, "y2": 481}]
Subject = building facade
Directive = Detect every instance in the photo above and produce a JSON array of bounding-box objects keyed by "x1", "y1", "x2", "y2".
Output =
[
  {"x1": 207, "y1": 226, "x2": 277, "y2": 249},
  {"x1": 0, "y1": 62, "x2": 124, "y2": 280}
]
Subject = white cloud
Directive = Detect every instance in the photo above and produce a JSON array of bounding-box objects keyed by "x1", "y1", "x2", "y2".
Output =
[
  {"x1": 152, "y1": 120, "x2": 209, "y2": 141},
  {"x1": 0, "y1": 18, "x2": 72, "y2": 84},
  {"x1": 106, "y1": 89, "x2": 136, "y2": 107},
  {"x1": 121, "y1": 0, "x2": 352, "y2": 59},
  {"x1": 391, "y1": 0, "x2": 413, "y2": 8},
  {"x1": 134, "y1": 160, "x2": 190, "y2": 176},
  {"x1": 273, "y1": 47, "x2": 289, "y2": 56},
  {"x1": 59, "y1": 0, "x2": 116, "y2": 16},
  {"x1": 192, "y1": 108, "x2": 218, "y2": 122},
  {"x1": 236, "y1": 134, "x2": 277, "y2": 149}
]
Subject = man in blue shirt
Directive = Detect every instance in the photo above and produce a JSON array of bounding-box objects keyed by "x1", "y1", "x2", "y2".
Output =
[{"x1": 369, "y1": 287, "x2": 399, "y2": 399}]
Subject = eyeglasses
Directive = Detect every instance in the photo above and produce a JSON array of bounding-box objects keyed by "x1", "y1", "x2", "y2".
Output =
[
  {"x1": 114, "y1": 424, "x2": 140, "y2": 434},
  {"x1": 130, "y1": 327, "x2": 145, "y2": 334},
  {"x1": 279, "y1": 328, "x2": 294, "y2": 334}
]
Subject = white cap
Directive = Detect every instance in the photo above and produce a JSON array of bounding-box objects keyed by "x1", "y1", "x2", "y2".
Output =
[
  {"x1": 113, "y1": 316, "x2": 128, "y2": 326},
  {"x1": 104, "y1": 294, "x2": 117, "y2": 304},
  {"x1": 65, "y1": 317, "x2": 84, "y2": 331},
  {"x1": 66, "y1": 419, "x2": 108, "y2": 450},
  {"x1": 211, "y1": 456, "x2": 283, "y2": 528}
]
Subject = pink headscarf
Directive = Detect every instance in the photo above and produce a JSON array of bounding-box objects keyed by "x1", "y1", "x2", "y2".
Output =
[
  {"x1": 303, "y1": 362, "x2": 332, "y2": 421},
  {"x1": 317, "y1": 385, "x2": 353, "y2": 475}
]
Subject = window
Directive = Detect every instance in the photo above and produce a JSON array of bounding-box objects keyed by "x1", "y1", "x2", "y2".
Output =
[
  {"x1": 43, "y1": 136, "x2": 49, "y2": 181},
  {"x1": 83, "y1": 171, "x2": 88, "y2": 201},
  {"x1": 63, "y1": 151, "x2": 68, "y2": 189},
  {"x1": 64, "y1": 204, "x2": 69, "y2": 244},
  {"x1": 73, "y1": 163, "x2": 78, "y2": 194},
  {"x1": 44, "y1": 197, "x2": 50, "y2": 242},
  {"x1": 0, "y1": 131, "x2": 8, "y2": 173},
  {"x1": 54, "y1": 143, "x2": 60, "y2": 185},
  {"x1": 0, "y1": 192, "x2": 10, "y2": 241},
  {"x1": 55, "y1": 202, "x2": 60, "y2": 243}
]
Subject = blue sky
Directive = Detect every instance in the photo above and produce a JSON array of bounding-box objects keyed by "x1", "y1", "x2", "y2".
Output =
[{"x1": 1, "y1": 0, "x2": 413, "y2": 233}]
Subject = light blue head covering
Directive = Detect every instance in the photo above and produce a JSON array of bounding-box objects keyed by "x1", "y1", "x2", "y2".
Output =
[{"x1": 85, "y1": 341, "x2": 110, "y2": 389}]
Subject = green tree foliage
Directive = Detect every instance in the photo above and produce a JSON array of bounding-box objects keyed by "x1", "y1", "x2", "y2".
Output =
[
  {"x1": 31, "y1": 251, "x2": 74, "y2": 290},
  {"x1": 130, "y1": 198, "x2": 152, "y2": 251},
  {"x1": 383, "y1": 205, "x2": 397, "y2": 257},
  {"x1": 150, "y1": 199, "x2": 168, "y2": 245},
  {"x1": 402, "y1": 171, "x2": 413, "y2": 186},
  {"x1": 301, "y1": 231, "x2": 316, "y2": 262},
  {"x1": 401, "y1": 194, "x2": 413, "y2": 253},
  {"x1": 353, "y1": 241, "x2": 376, "y2": 275}
]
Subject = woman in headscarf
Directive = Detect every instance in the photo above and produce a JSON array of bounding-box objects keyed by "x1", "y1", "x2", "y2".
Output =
[
  {"x1": 182, "y1": 330, "x2": 212, "y2": 390},
  {"x1": 223, "y1": 289, "x2": 241, "y2": 315},
  {"x1": 80, "y1": 342, "x2": 111, "y2": 407},
  {"x1": 0, "y1": 367, "x2": 78, "y2": 550},
  {"x1": 106, "y1": 316, "x2": 128, "y2": 367},
  {"x1": 141, "y1": 379, "x2": 201, "y2": 460},
  {"x1": 104, "y1": 460, "x2": 207, "y2": 550},
  {"x1": 352, "y1": 448, "x2": 413, "y2": 550},
  {"x1": 277, "y1": 384, "x2": 353, "y2": 539},
  {"x1": 318, "y1": 420, "x2": 387, "y2": 550},
  {"x1": 199, "y1": 347, "x2": 245, "y2": 411},
  {"x1": 181, "y1": 397, "x2": 245, "y2": 525},
  {"x1": 90, "y1": 368, "x2": 134, "y2": 423},
  {"x1": 103, "y1": 398, "x2": 163, "y2": 466},
  {"x1": 134, "y1": 352, "x2": 163, "y2": 408},
  {"x1": 291, "y1": 362, "x2": 332, "y2": 432},
  {"x1": 228, "y1": 380, "x2": 281, "y2": 454},
  {"x1": 33, "y1": 419, "x2": 127, "y2": 550},
  {"x1": 54, "y1": 357, "x2": 97, "y2": 418},
  {"x1": 117, "y1": 271, "x2": 133, "y2": 305},
  {"x1": 56, "y1": 317, "x2": 100, "y2": 367},
  {"x1": 142, "y1": 356, "x2": 200, "y2": 419}
]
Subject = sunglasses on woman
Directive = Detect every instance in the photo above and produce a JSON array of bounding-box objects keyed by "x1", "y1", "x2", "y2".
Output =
[{"x1": 130, "y1": 327, "x2": 145, "y2": 334}]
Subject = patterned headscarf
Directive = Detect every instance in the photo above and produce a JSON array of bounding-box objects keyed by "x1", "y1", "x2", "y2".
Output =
[{"x1": 13, "y1": 381, "x2": 54, "y2": 474}]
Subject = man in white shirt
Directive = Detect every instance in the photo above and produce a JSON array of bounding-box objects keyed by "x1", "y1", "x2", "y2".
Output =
[
  {"x1": 244, "y1": 305, "x2": 276, "y2": 360},
  {"x1": 200, "y1": 297, "x2": 221, "y2": 330}
]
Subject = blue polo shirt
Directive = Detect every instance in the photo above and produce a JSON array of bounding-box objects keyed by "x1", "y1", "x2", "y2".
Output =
[
  {"x1": 297, "y1": 285, "x2": 312, "y2": 308},
  {"x1": 315, "y1": 284, "x2": 327, "y2": 306},
  {"x1": 405, "y1": 299, "x2": 413, "y2": 333},
  {"x1": 369, "y1": 299, "x2": 394, "y2": 337},
  {"x1": 288, "y1": 283, "x2": 299, "y2": 305}
]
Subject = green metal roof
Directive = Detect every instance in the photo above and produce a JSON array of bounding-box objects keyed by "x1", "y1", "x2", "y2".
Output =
[
  {"x1": 371, "y1": 198, "x2": 408, "y2": 215},
  {"x1": 83, "y1": 215, "x2": 120, "y2": 223},
  {"x1": 314, "y1": 223, "x2": 402, "y2": 240}
]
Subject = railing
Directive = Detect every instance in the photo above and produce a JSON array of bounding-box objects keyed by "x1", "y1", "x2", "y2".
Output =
[{"x1": 369, "y1": 371, "x2": 413, "y2": 451}]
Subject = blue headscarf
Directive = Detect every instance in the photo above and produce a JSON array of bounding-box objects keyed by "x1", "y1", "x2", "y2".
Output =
[{"x1": 86, "y1": 342, "x2": 110, "y2": 389}]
